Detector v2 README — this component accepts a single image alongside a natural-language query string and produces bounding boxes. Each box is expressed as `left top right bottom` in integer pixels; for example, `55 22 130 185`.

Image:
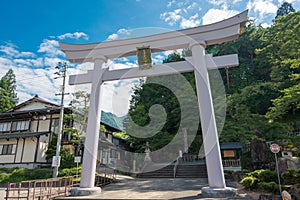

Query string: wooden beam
69 54 238 85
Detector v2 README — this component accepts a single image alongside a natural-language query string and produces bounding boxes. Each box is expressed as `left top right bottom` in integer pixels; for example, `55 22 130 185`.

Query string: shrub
240 176 257 189
258 182 279 194
28 169 52 180
281 169 300 185
59 166 81 177
246 169 277 183
0 173 9 182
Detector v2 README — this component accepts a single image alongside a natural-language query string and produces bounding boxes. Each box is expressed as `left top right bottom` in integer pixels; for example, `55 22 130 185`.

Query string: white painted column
80 57 106 188
190 42 226 188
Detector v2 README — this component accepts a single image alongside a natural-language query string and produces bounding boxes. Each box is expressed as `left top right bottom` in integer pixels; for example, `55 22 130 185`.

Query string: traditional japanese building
0 95 127 169
0 95 69 168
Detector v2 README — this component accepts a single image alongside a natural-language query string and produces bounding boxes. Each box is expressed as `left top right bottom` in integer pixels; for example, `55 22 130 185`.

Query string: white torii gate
60 10 247 195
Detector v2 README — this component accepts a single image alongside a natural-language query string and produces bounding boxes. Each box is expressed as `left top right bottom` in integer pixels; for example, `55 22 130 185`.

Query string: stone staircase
136 163 207 178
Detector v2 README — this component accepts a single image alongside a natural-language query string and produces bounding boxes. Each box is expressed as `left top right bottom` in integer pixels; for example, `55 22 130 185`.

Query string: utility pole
52 61 68 178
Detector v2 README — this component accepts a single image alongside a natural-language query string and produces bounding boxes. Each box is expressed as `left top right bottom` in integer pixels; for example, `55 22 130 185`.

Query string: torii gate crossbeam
60 10 248 196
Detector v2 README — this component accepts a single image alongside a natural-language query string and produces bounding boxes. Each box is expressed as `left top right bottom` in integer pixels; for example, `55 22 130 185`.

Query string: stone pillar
190 42 226 188
80 57 107 189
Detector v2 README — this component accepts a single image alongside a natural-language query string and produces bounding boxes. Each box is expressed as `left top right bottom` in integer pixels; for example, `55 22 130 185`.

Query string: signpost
270 143 282 197
74 156 81 177
52 156 61 167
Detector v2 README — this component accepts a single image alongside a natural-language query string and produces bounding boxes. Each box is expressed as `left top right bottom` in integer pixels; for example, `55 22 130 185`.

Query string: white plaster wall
0 155 14 163
17 102 56 111
22 138 36 162
15 139 24 162
38 120 50 132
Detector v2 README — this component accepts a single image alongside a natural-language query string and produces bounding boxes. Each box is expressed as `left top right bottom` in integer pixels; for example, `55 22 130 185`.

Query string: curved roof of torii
60 10 248 63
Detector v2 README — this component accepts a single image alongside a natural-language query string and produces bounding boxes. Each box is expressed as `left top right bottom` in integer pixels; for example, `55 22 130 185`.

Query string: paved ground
56 175 256 200
0 187 5 200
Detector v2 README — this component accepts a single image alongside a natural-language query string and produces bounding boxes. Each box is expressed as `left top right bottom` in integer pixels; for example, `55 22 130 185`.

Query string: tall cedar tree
0 69 18 112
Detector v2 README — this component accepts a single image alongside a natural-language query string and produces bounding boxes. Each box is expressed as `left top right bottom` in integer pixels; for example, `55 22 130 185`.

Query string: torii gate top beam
60 10 248 62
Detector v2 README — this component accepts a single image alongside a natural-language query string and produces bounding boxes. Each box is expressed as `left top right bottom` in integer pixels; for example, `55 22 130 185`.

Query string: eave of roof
0 131 49 139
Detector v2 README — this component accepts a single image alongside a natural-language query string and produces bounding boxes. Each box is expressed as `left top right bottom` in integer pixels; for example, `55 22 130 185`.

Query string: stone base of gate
70 187 101 196
201 187 237 198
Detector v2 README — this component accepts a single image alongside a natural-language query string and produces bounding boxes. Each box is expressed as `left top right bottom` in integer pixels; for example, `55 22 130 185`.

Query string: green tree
207 22 269 94
126 52 201 153
0 69 18 112
264 11 300 119
276 2 295 18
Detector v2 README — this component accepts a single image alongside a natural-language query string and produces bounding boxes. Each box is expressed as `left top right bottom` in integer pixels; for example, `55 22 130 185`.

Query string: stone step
136 164 207 178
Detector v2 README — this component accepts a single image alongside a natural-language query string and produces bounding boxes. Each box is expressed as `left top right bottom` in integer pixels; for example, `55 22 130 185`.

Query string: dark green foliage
0 168 52 183
276 2 295 18
257 181 278 194
247 169 277 183
0 69 18 112
240 169 278 193
281 169 300 185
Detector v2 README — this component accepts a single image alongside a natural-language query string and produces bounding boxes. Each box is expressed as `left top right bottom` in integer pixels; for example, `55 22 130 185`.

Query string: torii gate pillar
191 41 226 188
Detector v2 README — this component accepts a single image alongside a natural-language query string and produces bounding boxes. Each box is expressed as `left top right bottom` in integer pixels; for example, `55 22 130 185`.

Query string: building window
0 122 11 132
11 121 30 131
1 144 16 155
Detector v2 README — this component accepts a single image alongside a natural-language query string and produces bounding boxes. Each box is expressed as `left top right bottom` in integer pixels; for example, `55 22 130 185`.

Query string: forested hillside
125 4 300 161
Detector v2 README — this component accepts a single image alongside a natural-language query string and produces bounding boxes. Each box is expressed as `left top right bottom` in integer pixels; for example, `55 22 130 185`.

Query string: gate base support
201 187 237 198
70 187 101 196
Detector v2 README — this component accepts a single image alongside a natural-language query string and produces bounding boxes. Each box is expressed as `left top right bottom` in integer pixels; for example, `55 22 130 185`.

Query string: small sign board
52 156 61 167
137 46 152 70
74 156 81 163
270 144 280 154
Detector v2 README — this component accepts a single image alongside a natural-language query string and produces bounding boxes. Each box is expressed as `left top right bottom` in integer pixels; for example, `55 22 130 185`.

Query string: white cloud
38 39 64 57
0 43 35 58
202 8 239 25
102 79 138 116
180 13 201 28
167 0 176 8
261 23 271 28
107 33 119 41
247 0 278 19
57 32 89 40
160 9 183 26
186 2 198 10
107 28 131 41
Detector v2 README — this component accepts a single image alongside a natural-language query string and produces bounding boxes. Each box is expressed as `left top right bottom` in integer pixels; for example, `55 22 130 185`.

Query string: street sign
74 156 81 163
270 143 280 153
52 156 61 167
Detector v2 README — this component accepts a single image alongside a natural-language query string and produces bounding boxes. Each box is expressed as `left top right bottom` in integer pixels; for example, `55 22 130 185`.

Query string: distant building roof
220 143 242 150
6 95 59 112
101 111 125 132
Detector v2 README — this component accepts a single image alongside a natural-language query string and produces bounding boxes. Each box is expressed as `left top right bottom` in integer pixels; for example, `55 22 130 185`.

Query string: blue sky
0 0 299 116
